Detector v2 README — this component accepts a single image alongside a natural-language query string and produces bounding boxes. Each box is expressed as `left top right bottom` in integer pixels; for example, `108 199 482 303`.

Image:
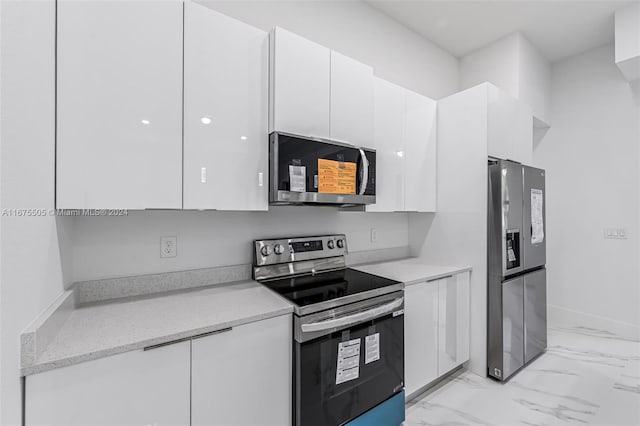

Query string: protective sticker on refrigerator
365 333 380 364
336 338 360 385
531 188 544 244
289 165 306 192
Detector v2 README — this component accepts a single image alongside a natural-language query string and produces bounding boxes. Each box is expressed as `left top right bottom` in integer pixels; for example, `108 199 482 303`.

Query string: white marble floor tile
405 327 640 426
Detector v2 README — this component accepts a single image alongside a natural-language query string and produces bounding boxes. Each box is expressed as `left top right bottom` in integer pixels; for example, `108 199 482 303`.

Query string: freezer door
523 166 546 270
524 269 547 363
500 161 524 277
502 276 524 379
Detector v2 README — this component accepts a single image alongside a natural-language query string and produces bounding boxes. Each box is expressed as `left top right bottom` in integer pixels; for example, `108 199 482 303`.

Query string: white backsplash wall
69 208 408 283
534 44 640 340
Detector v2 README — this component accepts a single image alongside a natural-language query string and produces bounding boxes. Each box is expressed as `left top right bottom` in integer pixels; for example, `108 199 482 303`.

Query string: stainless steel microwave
269 132 376 206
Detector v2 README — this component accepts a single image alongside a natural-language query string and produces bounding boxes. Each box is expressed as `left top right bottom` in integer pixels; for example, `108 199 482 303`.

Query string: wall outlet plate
370 228 378 243
604 228 627 239
160 236 177 258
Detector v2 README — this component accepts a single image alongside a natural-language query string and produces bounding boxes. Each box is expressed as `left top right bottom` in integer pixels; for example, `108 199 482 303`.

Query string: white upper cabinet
191 315 292 426
269 27 330 139
183 2 268 211
26 342 190 426
56 0 183 209
367 77 437 212
330 51 374 148
367 78 405 212
404 91 437 212
487 85 533 165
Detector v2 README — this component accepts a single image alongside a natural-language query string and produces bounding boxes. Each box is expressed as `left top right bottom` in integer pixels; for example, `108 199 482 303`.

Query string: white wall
534 44 640 339
460 32 551 125
615 2 640 63
198 0 459 100
519 35 552 126
0 2 70 425
615 2 640 82
460 33 520 101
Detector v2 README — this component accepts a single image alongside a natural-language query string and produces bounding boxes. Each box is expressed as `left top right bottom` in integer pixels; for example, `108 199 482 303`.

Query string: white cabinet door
366 77 405 212
56 0 183 209
487 85 533 165
438 272 471 375
404 281 439 398
191 315 292 426
183 3 268 211
404 92 437 212
270 27 330 139
330 51 374 148
26 342 190 426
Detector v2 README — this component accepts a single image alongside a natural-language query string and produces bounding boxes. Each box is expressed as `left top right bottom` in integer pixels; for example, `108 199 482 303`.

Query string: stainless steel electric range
253 235 405 426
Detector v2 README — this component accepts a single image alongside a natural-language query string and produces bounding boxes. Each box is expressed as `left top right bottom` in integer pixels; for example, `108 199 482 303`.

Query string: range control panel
254 234 347 266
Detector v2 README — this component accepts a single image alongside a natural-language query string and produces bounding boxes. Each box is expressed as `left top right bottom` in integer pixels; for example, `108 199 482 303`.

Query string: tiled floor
405 326 640 426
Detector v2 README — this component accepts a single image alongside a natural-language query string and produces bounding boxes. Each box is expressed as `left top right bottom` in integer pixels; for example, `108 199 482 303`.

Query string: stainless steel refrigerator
488 159 547 381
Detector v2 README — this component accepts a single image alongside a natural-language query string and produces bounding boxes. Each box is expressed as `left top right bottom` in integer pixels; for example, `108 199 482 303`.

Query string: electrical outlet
370 228 378 243
604 228 627 239
160 236 177 258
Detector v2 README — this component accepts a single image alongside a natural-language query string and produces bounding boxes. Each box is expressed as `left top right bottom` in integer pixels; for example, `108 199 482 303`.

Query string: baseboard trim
548 304 640 342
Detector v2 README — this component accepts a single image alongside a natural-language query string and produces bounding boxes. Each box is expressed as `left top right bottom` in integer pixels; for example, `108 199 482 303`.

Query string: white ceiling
366 0 634 62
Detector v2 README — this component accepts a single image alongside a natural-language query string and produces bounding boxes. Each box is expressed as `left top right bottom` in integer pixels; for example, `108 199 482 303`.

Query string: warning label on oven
318 159 356 195
365 333 380 364
336 338 361 385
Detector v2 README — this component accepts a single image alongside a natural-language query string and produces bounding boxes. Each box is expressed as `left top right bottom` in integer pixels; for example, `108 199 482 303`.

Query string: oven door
270 132 376 205
293 292 404 426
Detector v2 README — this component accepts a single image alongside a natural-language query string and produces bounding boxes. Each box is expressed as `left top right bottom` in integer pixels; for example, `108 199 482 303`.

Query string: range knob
327 240 335 249
274 244 285 255
260 245 272 257
336 239 345 249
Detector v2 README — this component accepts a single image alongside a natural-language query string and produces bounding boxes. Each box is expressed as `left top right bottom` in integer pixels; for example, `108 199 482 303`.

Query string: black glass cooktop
261 268 401 308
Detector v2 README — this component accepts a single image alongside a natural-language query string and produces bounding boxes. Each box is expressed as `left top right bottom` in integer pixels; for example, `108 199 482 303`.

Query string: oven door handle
358 149 369 196
301 297 403 333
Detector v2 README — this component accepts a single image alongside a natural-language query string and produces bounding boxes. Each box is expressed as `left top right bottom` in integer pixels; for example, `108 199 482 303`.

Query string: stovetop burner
253 235 403 315
261 268 401 307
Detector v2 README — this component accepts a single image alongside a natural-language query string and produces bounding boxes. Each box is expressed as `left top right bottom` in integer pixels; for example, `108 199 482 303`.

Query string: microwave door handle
358 149 369 196
300 297 403 333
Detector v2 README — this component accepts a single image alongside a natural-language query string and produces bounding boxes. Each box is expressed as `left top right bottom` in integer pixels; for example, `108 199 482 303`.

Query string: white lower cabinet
438 272 471 375
25 314 292 426
26 341 191 426
191 314 292 426
403 271 470 399
404 281 438 397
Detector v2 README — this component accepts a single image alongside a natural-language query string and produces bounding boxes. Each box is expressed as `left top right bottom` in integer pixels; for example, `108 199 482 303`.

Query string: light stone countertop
22 280 292 376
352 258 472 286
